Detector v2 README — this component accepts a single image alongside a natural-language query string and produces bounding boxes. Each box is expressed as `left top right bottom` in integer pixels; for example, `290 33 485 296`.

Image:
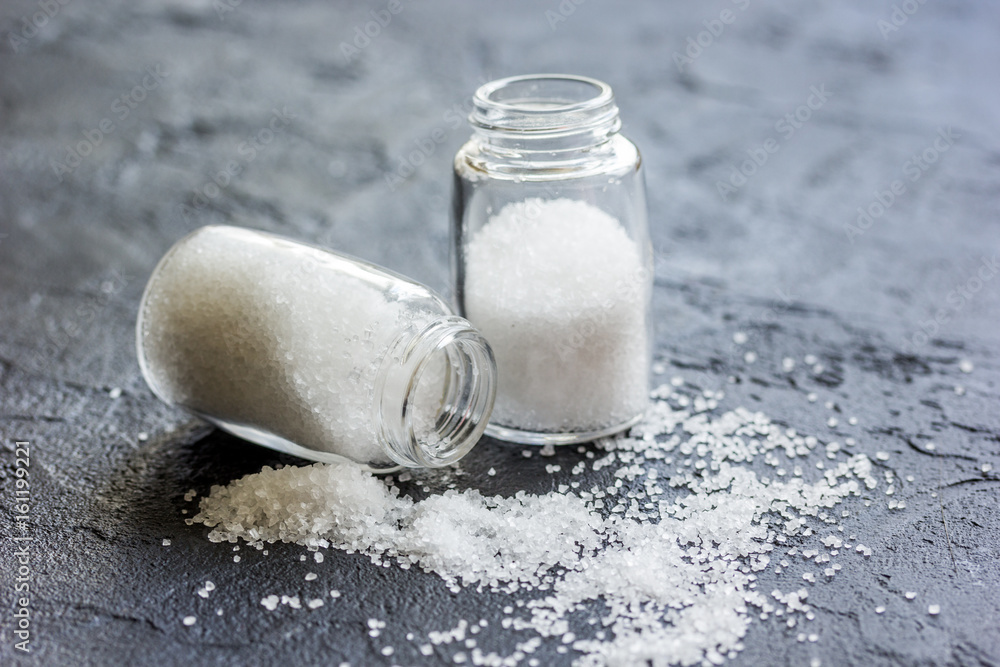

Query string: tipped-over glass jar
137 225 497 472
452 74 652 445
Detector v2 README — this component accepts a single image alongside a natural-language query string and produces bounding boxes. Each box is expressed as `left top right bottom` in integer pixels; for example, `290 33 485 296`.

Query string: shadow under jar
452 74 653 446
137 225 497 472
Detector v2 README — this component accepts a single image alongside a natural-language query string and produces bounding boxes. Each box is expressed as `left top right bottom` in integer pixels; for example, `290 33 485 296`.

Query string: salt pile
463 198 650 435
193 380 881 666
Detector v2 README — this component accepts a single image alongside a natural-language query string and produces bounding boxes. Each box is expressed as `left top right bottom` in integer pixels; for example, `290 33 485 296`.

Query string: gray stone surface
1 0 998 665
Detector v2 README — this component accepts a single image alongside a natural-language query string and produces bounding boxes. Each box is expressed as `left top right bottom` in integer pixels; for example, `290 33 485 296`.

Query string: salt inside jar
136 225 497 471
452 74 653 444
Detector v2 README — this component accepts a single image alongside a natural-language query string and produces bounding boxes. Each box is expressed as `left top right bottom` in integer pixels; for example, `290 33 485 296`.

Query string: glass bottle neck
468 74 622 156
374 316 496 469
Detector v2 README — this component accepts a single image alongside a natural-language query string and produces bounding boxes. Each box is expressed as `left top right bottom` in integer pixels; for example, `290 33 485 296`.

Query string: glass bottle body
452 74 652 445
137 225 496 471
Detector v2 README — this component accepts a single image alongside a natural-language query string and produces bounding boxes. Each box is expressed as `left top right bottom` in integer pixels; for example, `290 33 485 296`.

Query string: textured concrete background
0 0 998 665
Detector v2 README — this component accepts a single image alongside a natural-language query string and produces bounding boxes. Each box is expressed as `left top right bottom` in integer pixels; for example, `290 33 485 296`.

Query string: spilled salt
193 382 882 665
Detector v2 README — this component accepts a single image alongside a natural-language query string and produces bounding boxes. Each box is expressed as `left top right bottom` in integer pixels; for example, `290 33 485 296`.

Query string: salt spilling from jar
136 225 497 471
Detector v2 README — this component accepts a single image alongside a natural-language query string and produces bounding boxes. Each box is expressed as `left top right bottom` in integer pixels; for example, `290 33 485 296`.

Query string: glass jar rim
374 316 496 468
470 73 621 141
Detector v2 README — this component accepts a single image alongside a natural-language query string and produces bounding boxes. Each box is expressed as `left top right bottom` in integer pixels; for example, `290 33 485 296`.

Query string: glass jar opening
470 74 621 145
376 317 497 468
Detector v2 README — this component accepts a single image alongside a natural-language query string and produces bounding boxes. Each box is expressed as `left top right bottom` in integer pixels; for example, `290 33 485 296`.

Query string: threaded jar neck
374 316 496 468
469 74 621 153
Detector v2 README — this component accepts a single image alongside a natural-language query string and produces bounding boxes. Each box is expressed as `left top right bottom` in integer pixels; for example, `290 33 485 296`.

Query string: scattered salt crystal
875 606 885 614
307 599 324 609
138 432 149 441
954 386 965 396
162 539 171 546
983 463 993 473
928 604 940 615
807 393 818 403
926 443 936 451
905 591 917 600
314 552 324 563
108 387 122 399
233 555 240 563
782 357 796 372
330 590 341 598
305 573 318 581
380 647 393 656
744 351 758 364
733 332 748 344
875 451 890 461
958 359 974 373
540 445 556 457
261 595 279 610
804 355 818 365
827 417 838 428
182 616 196 626
487 468 497 477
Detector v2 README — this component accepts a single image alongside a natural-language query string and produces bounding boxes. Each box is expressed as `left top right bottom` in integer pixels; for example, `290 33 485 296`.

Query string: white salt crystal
782 357 796 372
261 595 279 610
744 351 758 364
905 591 917 600
182 616 196 626
733 332 748 344
138 432 149 441
875 606 885 614
308 599 324 609
928 604 940 615
958 359 973 373
108 387 122 399
305 572 318 581
463 198 649 437
875 451 890 461
162 539 171 546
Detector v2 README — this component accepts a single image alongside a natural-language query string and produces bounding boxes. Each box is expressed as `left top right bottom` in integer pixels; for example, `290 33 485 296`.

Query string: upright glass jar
452 74 652 445
137 225 497 472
